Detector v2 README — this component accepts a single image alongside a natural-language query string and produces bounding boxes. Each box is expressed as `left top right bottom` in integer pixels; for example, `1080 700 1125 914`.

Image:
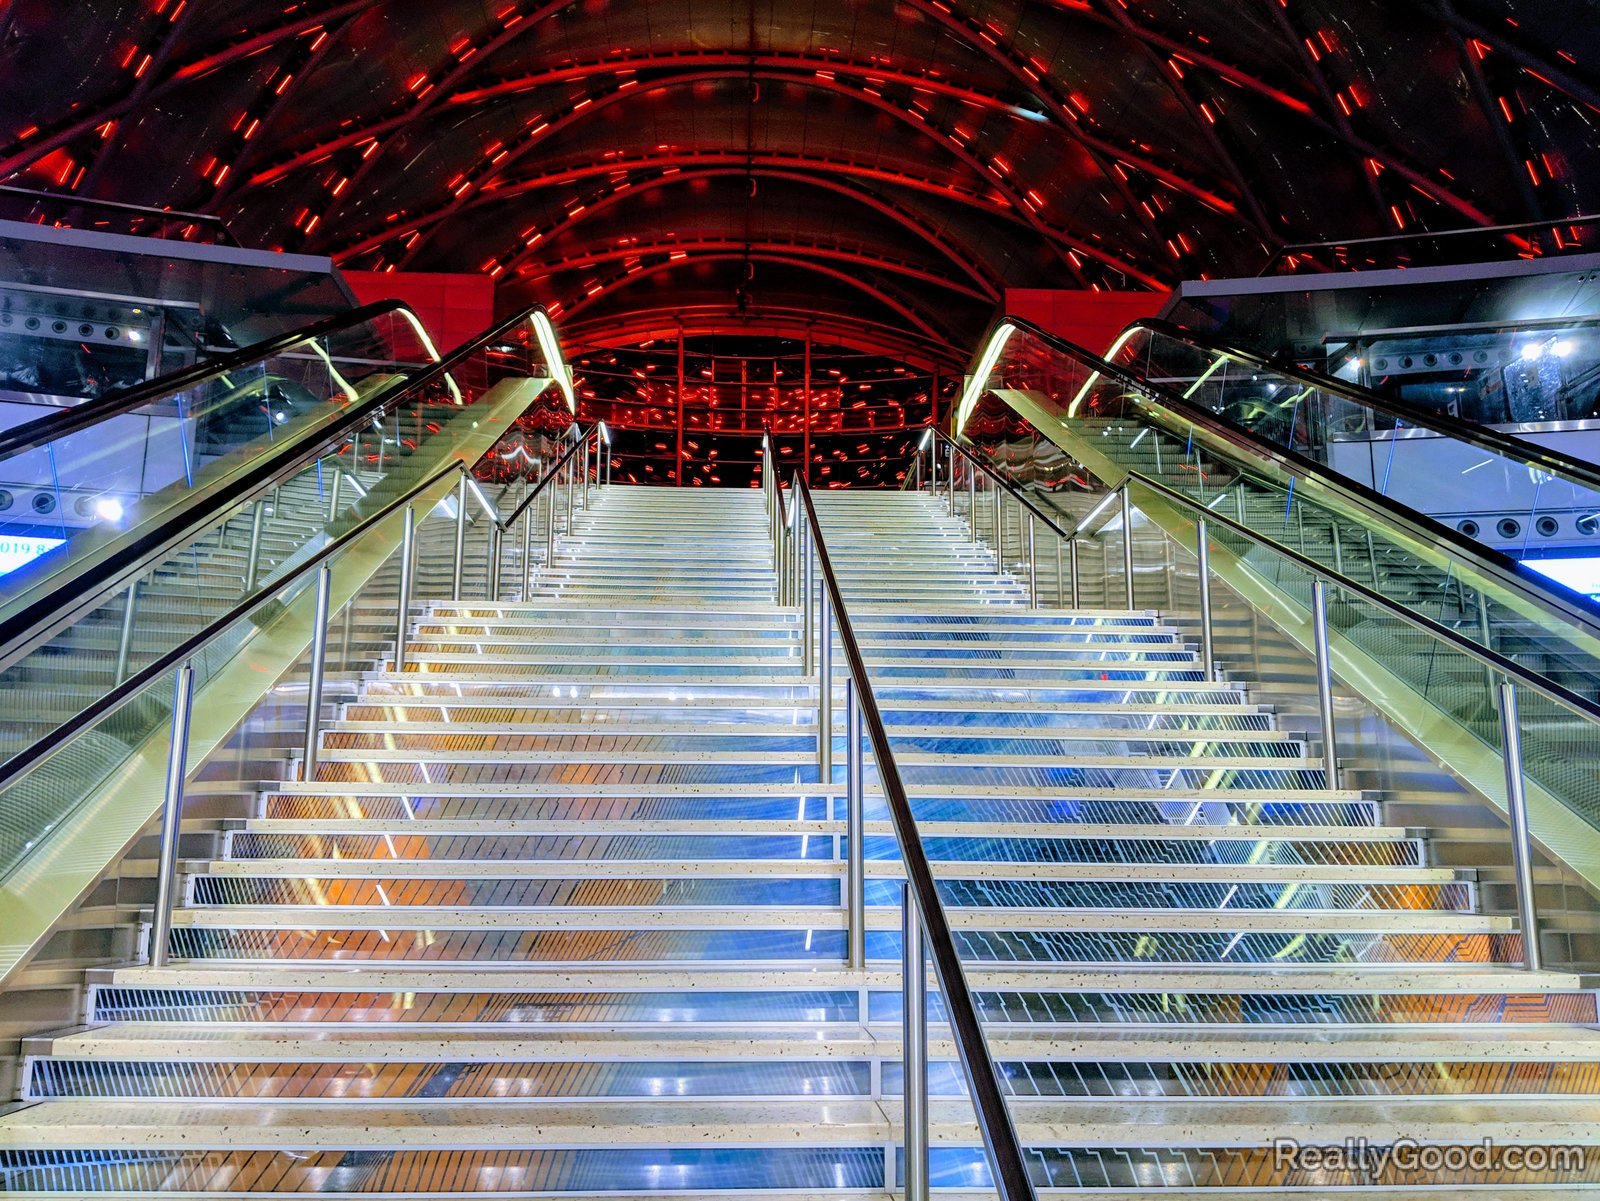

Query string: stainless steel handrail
764 446 1036 1201
0 184 239 243
1130 468 1600 731
1256 213 1600 275
136 436 579 965
1119 316 1600 499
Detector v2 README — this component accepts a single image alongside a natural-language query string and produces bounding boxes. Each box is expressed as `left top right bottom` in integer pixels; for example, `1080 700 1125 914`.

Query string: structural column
676 325 686 487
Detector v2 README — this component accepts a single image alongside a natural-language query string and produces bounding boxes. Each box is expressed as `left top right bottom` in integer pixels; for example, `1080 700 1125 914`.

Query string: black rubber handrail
0 305 562 675
0 299 422 463
1121 316 1600 496
788 468 1036 1201
971 315 1600 642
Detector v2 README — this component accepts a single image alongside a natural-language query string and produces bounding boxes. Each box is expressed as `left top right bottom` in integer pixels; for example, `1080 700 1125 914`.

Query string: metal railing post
487 525 503 601
565 454 576 532
547 467 558 570
520 506 534 600
846 676 865 971
327 467 343 522
902 882 929 1201
947 447 956 515
1498 682 1543 971
992 481 1003 573
115 579 141 685
582 438 591 508
803 528 815 676
1025 512 1038 607
967 465 977 542
149 661 195 969
1196 518 1216 680
819 592 834 784
1054 536 1064 608
1120 486 1136 608
451 470 468 601
394 506 416 673
245 501 265 592
1069 538 1081 607
301 564 332 781
1311 578 1339 789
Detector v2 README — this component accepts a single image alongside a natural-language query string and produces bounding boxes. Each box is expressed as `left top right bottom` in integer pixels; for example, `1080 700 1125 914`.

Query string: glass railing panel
1107 323 1600 561
0 311 571 814
0 307 435 555
0 400 575 889
960 321 1600 705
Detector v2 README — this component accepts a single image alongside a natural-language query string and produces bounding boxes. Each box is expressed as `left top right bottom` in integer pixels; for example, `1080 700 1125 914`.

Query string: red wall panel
341 270 496 355
1005 289 1167 357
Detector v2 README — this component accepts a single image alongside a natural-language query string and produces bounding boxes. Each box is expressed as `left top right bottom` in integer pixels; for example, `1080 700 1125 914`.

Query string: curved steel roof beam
340 70 1164 286
333 151 1045 264
454 167 1003 301
895 0 1255 247
277 0 579 237
1082 0 1279 242
1031 0 1502 228
511 237 993 302
0 0 372 180
237 49 1032 195
549 251 955 343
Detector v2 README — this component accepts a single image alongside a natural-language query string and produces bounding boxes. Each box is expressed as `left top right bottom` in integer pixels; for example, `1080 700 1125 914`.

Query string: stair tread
5 1096 1600 1147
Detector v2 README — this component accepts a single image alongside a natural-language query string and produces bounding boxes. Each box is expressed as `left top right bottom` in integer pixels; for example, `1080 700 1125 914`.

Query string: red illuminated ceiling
1 0 1596 363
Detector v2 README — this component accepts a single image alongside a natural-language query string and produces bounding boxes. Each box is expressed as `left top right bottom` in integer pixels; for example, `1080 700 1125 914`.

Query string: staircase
3 483 1600 1195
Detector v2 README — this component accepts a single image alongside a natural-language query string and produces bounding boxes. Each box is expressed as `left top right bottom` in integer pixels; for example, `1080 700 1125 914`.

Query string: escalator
0 299 578 986
953 314 1600 916
1104 317 1600 561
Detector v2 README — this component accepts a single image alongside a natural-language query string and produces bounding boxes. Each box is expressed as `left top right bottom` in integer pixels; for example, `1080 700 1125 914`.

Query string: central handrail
766 439 1036 1201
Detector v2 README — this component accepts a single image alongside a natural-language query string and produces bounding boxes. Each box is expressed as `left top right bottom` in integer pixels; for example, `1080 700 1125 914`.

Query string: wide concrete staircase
3 483 1599 1195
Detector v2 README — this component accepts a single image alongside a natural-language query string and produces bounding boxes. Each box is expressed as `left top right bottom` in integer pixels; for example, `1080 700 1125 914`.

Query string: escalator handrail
0 304 566 676
965 314 1600 643
788 468 1037 1201
1129 467 1600 729
1120 316 1600 497
0 299 426 464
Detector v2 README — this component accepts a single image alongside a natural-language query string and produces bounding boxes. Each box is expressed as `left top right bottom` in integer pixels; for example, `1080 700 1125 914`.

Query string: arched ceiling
2 0 1597 363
